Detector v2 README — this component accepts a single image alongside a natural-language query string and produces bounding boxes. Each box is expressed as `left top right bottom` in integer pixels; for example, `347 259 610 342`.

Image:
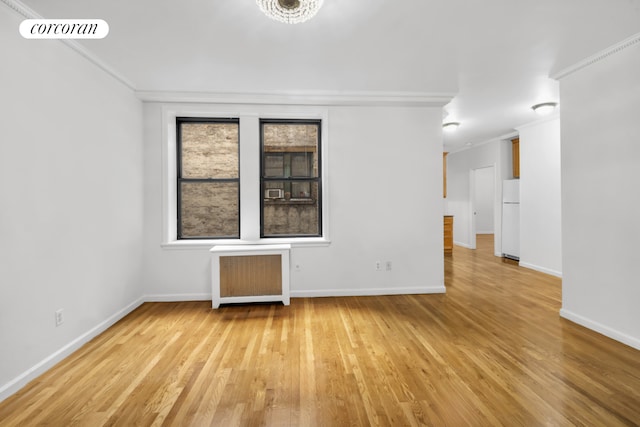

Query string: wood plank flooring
1 235 639 426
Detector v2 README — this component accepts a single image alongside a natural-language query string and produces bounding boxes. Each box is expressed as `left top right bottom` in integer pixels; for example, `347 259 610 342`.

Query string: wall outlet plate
55 309 64 326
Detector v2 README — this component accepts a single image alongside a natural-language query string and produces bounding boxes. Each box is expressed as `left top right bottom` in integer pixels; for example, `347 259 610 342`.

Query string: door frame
469 164 497 251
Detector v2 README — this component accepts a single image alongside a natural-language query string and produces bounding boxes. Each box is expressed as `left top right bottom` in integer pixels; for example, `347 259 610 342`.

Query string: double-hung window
260 119 322 237
176 117 240 239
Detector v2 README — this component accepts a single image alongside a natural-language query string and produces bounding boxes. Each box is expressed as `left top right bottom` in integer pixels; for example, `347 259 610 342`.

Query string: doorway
470 165 496 252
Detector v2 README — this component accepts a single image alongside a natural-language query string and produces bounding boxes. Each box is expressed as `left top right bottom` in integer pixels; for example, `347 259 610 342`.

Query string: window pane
263 181 319 236
291 153 313 177
181 122 238 179
264 154 284 178
262 123 318 178
291 182 311 199
180 182 239 238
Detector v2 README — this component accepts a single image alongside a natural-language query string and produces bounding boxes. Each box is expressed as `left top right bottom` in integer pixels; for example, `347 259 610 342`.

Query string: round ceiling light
256 0 324 24
443 122 460 132
531 102 558 116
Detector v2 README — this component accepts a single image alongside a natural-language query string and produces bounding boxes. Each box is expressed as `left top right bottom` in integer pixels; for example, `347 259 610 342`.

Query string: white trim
59 38 135 90
137 90 454 107
291 285 446 298
1 0 135 90
447 130 519 155
144 293 211 302
552 32 640 80
560 308 640 351
1 0 39 18
454 241 473 249
142 288 446 301
0 297 144 403
160 238 331 250
515 112 560 132
518 261 562 278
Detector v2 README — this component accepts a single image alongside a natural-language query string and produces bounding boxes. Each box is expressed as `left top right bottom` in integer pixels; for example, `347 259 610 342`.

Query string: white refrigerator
501 179 520 260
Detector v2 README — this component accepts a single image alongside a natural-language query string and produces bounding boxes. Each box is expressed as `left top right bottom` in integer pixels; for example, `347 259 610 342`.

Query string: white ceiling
18 0 640 151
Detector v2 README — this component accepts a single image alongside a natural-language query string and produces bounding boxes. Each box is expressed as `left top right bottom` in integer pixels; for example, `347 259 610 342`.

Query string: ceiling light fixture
531 102 558 116
443 122 460 132
256 0 324 24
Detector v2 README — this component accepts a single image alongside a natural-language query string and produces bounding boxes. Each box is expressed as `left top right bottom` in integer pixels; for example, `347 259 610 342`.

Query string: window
164 107 328 247
176 118 239 239
260 119 322 237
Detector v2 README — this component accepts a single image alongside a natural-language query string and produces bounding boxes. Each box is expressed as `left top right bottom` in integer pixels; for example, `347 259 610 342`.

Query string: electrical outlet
386 261 392 271
55 309 64 326
375 261 382 271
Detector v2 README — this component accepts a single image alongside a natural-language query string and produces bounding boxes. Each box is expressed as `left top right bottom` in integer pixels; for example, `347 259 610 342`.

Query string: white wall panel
559 41 640 349
0 5 144 399
142 104 446 298
517 117 562 277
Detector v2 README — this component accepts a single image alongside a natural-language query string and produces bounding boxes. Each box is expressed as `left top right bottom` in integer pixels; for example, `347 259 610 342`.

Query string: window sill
161 237 331 250
264 198 315 205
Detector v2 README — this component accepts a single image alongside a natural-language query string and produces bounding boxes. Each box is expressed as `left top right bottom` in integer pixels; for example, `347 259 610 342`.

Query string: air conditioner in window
265 188 284 199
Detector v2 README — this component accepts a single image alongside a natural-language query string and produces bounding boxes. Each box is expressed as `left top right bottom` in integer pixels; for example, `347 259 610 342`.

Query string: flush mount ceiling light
256 0 324 24
443 122 460 132
531 102 558 116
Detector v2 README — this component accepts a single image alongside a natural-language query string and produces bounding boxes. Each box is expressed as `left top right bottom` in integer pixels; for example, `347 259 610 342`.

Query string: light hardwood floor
1 235 639 426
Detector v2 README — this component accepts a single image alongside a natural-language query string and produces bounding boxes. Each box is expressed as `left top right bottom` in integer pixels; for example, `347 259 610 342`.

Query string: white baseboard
144 293 211 302
454 241 473 249
518 261 562 278
291 285 446 298
0 297 144 403
144 287 448 301
560 308 640 351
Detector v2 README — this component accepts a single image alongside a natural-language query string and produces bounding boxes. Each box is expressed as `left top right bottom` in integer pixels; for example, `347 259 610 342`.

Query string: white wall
559 40 640 350
142 103 446 298
446 140 508 254
0 5 144 400
517 117 562 277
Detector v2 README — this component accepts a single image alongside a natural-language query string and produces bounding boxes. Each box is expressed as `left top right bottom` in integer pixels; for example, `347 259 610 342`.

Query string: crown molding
1 0 136 91
135 90 455 107
1 0 39 18
515 111 560 132
552 32 640 80
445 128 524 155
449 113 558 154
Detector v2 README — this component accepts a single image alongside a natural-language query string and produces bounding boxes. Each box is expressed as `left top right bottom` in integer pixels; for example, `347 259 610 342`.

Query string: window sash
176 117 240 239
259 119 322 238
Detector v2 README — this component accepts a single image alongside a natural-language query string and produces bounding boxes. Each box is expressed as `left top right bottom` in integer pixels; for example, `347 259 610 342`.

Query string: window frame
176 117 241 240
161 105 330 249
259 118 323 238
